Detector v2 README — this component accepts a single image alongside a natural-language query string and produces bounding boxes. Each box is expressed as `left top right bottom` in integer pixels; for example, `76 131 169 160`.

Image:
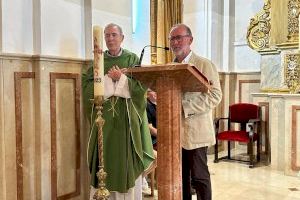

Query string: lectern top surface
126 63 211 93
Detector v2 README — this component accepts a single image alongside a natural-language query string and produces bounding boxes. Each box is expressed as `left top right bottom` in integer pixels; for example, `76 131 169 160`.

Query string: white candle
93 26 104 96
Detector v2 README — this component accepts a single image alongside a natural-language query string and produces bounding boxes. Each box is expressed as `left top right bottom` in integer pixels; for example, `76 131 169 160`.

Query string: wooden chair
214 103 261 168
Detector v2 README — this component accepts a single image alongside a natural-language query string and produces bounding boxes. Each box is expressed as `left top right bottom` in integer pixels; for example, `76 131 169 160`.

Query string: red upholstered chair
214 103 261 168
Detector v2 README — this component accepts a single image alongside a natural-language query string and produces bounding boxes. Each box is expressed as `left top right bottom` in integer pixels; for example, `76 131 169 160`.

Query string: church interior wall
183 1 208 60
0 0 266 199
2 0 34 54
40 0 85 58
92 0 151 64
234 0 262 72
0 59 3 200
183 0 262 72
0 54 90 199
0 0 264 72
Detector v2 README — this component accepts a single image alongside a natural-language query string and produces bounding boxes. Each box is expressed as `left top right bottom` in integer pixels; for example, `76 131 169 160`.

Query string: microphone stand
137 45 169 66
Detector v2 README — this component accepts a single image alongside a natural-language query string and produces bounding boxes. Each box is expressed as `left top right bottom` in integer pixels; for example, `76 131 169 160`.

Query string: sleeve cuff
114 74 131 98
104 75 115 99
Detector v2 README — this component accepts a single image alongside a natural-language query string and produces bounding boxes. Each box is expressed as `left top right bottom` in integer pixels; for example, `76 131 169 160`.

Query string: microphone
137 45 170 66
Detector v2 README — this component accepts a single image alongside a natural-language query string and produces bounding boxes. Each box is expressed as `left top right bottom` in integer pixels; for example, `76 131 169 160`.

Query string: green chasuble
82 49 154 193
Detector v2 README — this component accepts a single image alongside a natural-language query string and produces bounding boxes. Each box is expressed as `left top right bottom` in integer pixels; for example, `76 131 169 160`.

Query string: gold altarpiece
249 0 300 177
247 0 300 93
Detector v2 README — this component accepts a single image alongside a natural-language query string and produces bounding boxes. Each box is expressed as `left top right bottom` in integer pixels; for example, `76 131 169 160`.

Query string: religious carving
287 0 300 41
247 0 271 51
284 53 300 93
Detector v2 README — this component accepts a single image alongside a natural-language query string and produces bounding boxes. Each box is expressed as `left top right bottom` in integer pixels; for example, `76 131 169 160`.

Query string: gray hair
104 23 124 35
170 23 193 37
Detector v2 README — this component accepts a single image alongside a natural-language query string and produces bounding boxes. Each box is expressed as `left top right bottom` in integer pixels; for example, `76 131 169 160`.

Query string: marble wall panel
0 54 89 200
260 54 283 90
33 58 87 200
270 97 286 171
227 72 261 103
50 73 81 199
253 93 300 176
291 106 300 171
258 102 270 161
0 56 34 200
15 72 36 200
0 58 4 200
238 80 260 103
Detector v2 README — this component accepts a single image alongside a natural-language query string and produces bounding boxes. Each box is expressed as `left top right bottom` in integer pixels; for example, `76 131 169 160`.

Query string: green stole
82 49 154 193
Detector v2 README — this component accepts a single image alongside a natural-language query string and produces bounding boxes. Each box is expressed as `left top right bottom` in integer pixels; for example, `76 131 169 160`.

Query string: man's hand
108 66 127 81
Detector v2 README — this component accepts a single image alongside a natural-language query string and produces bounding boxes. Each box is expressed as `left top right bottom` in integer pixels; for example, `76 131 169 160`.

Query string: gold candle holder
93 95 110 200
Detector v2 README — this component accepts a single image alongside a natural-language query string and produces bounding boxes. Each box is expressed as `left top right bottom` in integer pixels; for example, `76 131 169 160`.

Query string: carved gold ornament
287 0 300 41
284 54 300 93
247 0 271 51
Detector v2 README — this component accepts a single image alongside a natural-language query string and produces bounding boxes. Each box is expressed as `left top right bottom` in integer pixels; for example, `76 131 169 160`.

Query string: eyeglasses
168 35 190 42
105 33 121 38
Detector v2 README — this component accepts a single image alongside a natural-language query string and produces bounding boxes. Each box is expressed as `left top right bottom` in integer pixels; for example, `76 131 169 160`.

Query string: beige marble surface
252 93 300 176
143 153 300 200
0 54 90 200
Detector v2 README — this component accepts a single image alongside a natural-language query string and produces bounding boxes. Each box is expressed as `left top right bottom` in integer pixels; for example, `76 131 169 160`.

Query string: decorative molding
218 79 226 131
32 55 88 64
260 88 290 93
258 102 270 160
50 73 81 200
0 53 33 61
219 71 261 75
233 41 248 47
0 53 88 64
220 79 225 117
246 0 271 51
14 72 35 200
238 80 260 102
291 105 300 171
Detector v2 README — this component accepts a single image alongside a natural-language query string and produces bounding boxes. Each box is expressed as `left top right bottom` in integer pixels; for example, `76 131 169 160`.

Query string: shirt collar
182 51 192 63
105 48 123 57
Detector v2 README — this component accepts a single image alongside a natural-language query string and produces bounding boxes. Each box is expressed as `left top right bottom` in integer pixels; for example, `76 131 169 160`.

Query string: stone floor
143 153 300 200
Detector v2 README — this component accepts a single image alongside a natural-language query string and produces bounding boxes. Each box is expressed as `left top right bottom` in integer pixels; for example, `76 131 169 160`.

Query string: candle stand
93 95 110 200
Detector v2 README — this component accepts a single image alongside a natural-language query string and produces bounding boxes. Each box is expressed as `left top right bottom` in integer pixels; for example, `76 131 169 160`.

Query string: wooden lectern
127 63 211 200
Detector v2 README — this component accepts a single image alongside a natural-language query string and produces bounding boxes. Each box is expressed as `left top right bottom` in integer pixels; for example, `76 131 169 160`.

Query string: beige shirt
181 52 222 150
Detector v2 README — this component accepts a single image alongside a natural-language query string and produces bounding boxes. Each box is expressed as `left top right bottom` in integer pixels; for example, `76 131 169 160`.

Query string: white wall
234 0 263 72
183 0 263 72
2 0 86 58
41 0 85 58
183 0 225 71
183 1 208 58
2 0 33 54
0 0 264 71
92 0 150 64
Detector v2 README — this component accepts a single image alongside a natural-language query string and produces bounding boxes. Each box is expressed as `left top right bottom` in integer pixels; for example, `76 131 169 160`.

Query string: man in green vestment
82 23 154 200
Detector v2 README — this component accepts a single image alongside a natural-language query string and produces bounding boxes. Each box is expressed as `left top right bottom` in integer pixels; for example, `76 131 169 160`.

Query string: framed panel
50 73 81 200
14 72 35 200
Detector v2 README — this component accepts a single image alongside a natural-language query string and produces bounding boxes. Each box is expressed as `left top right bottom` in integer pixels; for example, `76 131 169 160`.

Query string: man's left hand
108 66 127 81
